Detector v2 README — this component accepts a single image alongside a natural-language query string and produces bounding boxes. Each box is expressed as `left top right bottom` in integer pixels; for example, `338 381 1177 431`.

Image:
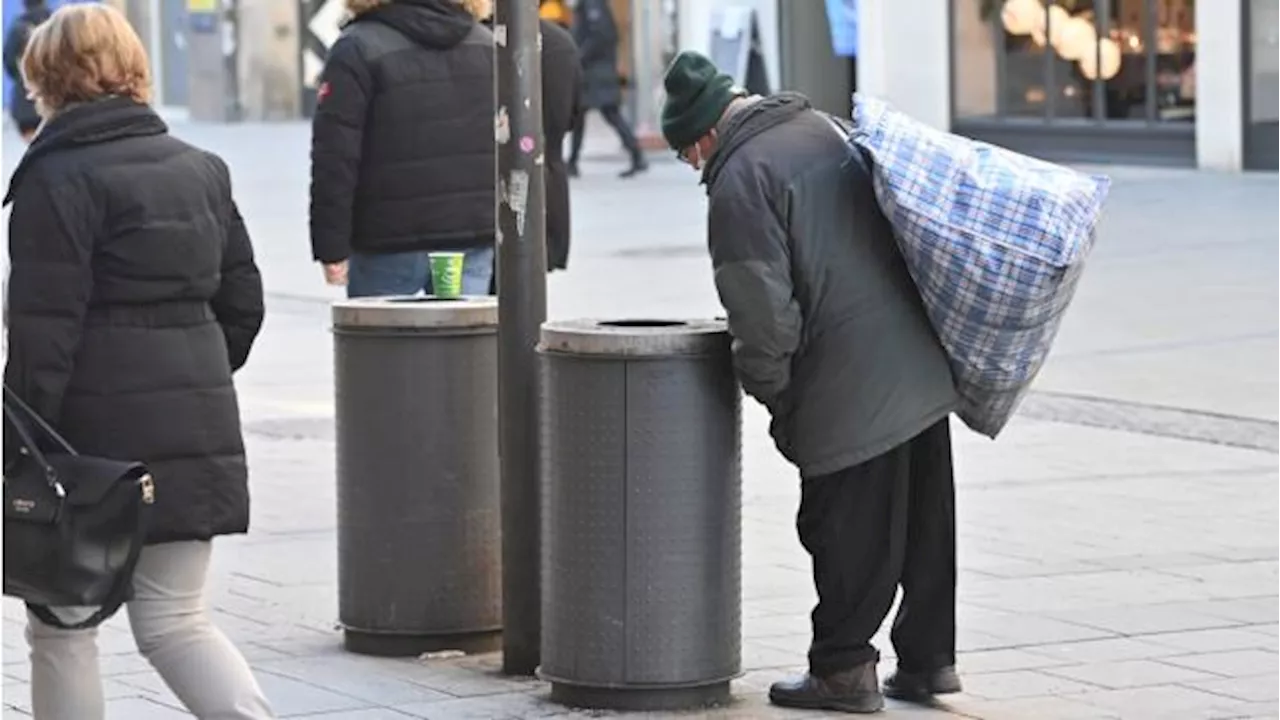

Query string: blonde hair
346 0 493 21
21 4 152 113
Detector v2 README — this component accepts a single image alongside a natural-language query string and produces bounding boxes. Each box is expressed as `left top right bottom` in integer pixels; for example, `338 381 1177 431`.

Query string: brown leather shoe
768 662 884 714
883 665 963 703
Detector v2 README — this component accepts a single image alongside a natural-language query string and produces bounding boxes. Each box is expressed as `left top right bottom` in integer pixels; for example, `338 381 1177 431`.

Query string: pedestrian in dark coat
662 51 962 714
3 0 51 141
310 0 496 297
483 15 581 291
4 6 273 717
567 0 647 178
5 58 264 551
540 17 582 271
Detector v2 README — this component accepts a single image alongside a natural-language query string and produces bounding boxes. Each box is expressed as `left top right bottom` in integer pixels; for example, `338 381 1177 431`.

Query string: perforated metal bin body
331 297 501 657
539 319 743 711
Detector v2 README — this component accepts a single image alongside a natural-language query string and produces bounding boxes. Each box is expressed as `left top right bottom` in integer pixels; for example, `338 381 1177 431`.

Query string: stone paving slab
4 410 1274 719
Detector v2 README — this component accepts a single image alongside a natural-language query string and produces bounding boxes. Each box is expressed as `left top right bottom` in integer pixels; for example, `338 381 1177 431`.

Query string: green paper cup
428 252 465 299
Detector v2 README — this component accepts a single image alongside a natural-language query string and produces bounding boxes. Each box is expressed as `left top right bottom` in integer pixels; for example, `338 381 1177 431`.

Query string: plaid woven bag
847 95 1111 438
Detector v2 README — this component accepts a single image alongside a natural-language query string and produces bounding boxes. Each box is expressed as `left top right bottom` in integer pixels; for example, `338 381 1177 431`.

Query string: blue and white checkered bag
847 95 1111 438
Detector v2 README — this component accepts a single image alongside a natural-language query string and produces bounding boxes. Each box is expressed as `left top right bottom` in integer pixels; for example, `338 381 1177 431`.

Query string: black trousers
568 104 641 165
798 418 957 677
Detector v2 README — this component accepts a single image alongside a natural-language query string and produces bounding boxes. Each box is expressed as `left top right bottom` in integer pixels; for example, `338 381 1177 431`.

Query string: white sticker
507 170 530 237
495 106 510 144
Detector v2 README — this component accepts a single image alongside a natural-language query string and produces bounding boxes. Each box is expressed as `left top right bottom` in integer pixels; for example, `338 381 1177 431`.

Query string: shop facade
872 0 1276 170
676 0 1276 171
951 0 1199 165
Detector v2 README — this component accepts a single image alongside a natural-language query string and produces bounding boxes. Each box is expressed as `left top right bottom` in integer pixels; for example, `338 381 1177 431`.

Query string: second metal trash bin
332 297 501 657
539 319 743 711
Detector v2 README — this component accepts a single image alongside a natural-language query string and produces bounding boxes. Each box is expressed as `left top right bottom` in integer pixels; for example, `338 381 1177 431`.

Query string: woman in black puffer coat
4 6 274 718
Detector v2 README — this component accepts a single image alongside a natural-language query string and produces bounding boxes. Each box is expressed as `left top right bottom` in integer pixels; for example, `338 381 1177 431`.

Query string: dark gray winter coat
572 0 622 109
540 18 581 270
702 93 957 477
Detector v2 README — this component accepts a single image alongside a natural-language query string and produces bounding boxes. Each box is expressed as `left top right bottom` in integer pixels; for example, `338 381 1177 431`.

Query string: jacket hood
4 96 167 205
702 92 812 189
358 0 475 50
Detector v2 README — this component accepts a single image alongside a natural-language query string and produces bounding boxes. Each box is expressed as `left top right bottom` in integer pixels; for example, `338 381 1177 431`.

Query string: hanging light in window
1054 15 1097 61
1001 0 1044 36
1078 37 1123 81
1046 4 1070 48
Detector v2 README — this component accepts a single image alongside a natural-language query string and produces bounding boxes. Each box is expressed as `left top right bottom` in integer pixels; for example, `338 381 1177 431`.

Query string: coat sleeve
309 37 373 264
707 188 803 414
2 169 97 431
211 198 265 372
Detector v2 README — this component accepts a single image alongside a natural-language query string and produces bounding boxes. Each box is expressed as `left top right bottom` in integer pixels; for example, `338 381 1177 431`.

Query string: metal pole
494 0 547 677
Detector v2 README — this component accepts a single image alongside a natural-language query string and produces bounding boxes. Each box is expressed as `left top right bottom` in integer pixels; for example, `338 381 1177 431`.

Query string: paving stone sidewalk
4 364 1275 719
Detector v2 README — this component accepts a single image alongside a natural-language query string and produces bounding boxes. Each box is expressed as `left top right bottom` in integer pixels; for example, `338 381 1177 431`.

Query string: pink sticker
519 135 535 153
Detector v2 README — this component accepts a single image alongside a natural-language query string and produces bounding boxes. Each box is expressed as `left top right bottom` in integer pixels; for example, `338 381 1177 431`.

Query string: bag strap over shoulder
821 111 854 139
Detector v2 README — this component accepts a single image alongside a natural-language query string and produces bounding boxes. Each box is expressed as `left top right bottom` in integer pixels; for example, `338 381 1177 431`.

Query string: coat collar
702 92 812 189
5 97 168 206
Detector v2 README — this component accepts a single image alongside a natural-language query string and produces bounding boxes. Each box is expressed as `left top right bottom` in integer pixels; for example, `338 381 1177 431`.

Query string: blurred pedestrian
661 51 962 714
540 17 582 272
3 5 272 719
480 10 580 290
3 0 51 142
567 0 647 179
309 0 495 297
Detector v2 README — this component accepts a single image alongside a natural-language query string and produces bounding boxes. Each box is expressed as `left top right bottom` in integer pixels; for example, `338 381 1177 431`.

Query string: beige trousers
25 540 275 719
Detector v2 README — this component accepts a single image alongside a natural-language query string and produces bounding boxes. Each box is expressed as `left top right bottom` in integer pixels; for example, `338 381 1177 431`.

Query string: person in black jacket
567 0 648 179
310 0 495 297
481 14 580 292
540 17 582 272
662 52 961 714
3 0 50 142
4 6 273 718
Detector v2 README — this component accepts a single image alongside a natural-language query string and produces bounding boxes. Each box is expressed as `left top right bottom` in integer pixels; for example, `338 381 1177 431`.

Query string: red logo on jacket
317 81 332 103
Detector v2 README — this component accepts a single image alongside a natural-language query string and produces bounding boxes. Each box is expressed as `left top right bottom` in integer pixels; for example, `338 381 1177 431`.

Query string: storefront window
952 0 1196 124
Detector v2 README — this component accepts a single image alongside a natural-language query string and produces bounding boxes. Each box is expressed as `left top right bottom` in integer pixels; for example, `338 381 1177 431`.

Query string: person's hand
323 260 348 286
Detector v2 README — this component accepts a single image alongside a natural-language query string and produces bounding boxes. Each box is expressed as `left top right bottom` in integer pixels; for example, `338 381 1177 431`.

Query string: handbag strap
2 399 64 496
26 480 153 631
2 384 77 455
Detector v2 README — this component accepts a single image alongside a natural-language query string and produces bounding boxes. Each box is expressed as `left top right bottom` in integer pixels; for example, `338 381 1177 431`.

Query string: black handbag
2 384 155 630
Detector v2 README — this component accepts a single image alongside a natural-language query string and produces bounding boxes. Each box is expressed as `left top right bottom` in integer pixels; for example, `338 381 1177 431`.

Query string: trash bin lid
332 296 499 329
539 319 729 357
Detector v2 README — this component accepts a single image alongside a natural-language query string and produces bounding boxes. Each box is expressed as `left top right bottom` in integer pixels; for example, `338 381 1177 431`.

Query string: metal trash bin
331 297 502 657
538 319 742 711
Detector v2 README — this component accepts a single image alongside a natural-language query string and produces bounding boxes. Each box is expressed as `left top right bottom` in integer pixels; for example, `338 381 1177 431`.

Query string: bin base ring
549 680 731 712
342 627 501 658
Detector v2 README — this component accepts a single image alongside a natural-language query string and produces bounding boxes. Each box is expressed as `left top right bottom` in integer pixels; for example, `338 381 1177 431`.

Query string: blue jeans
346 247 495 299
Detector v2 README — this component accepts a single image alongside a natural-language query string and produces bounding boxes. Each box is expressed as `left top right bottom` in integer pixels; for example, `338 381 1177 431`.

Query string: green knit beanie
661 51 739 151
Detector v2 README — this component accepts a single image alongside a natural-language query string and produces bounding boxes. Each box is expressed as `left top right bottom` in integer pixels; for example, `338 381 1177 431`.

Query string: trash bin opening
597 320 688 328
387 296 466 303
